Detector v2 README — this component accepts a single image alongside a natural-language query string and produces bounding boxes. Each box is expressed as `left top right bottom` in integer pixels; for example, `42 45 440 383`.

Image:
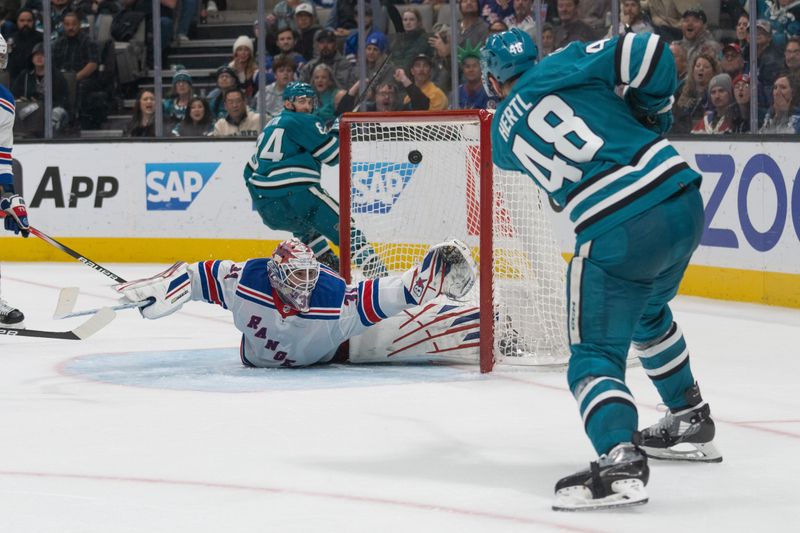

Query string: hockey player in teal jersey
482 29 721 510
244 81 385 276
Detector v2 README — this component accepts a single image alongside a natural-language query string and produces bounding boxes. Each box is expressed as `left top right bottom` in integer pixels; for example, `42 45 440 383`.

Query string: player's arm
0 103 29 238
291 115 339 166
115 260 241 319
613 32 677 133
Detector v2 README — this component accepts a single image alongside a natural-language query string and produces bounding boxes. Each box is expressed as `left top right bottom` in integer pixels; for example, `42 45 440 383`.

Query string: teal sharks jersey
244 110 339 193
491 33 701 244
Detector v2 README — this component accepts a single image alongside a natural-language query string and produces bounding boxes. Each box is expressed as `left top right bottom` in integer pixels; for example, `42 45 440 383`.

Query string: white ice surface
0 262 798 533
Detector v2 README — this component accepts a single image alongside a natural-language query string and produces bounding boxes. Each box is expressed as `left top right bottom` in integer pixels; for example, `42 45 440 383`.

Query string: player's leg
303 186 387 277
631 186 722 462
0 265 24 328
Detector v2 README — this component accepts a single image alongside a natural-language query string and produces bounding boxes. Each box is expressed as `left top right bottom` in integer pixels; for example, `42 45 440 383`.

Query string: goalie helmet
0 34 7 70
267 238 320 312
481 28 537 99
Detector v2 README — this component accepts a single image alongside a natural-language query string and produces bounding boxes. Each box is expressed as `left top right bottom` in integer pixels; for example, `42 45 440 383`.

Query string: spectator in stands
229 35 257 99
753 20 785 96
310 63 344 126
673 52 719 133
455 0 489 48
7 8 40 82
763 0 800 50
171 96 215 136
174 0 197 43
607 0 653 37
721 43 745 81
362 31 394 87
488 20 510 34
504 0 536 40
125 89 156 137
760 73 800 133
395 54 448 111
540 22 555 55
553 0 596 48
122 0 176 67
691 73 736 134
293 2 319 61
679 7 720 66
212 87 261 136
207 65 239 119
52 11 105 130
785 36 800 76
732 73 755 133
344 3 377 62
49 0 73 36
578 0 611 34
370 81 400 112
391 8 431 75
257 28 306 87
259 55 296 116
11 42 69 137
163 69 194 125
735 12 749 49
647 0 692 41
428 25 453 93
457 43 488 109
671 41 689 88
300 29 356 89
483 0 514 24
268 0 313 33
327 0 401 38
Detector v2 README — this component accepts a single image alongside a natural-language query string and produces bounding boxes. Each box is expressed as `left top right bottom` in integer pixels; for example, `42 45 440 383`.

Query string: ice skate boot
0 299 24 328
634 383 722 463
553 443 649 511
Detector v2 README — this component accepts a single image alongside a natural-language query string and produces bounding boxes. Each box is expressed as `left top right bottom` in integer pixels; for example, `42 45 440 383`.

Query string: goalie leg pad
114 262 192 320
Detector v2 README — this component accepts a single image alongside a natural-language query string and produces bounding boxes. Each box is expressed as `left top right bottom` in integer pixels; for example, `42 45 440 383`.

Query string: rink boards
2 137 799 308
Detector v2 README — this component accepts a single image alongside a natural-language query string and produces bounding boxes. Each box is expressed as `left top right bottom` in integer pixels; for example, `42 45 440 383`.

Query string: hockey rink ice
0 262 797 533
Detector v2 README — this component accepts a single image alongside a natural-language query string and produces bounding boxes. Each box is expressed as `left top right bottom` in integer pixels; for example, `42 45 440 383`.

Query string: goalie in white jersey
115 238 477 368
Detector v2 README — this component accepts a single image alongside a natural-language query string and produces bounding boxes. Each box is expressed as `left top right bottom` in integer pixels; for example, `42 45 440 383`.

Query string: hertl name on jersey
498 94 533 142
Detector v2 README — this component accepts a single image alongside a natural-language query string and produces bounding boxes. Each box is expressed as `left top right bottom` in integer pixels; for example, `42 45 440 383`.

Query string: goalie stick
0 307 115 340
0 213 127 283
53 287 150 320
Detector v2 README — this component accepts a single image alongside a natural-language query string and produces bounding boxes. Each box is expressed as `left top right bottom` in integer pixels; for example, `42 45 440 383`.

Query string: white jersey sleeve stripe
630 34 662 88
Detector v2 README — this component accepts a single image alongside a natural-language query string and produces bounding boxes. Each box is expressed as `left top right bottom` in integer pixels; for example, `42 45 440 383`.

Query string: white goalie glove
114 262 192 320
401 239 477 305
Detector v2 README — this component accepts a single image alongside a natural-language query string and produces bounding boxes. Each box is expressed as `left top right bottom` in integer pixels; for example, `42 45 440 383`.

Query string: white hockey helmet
267 238 320 312
0 34 7 70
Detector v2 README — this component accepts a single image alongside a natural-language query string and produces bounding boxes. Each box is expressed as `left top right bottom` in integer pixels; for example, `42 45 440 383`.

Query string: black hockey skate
634 383 722 463
0 299 25 328
553 443 649 511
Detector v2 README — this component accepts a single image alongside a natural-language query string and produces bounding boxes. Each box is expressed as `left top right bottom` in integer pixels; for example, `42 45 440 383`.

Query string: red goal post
338 110 568 372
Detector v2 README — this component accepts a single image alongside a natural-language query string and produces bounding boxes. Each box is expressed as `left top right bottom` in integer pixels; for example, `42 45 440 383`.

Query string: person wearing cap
334 33 394 113
228 35 257 99
731 73 757 133
293 3 320 61
457 43 489 109
206 65 240 119
647 0 697 40
679 7 720 66
11 41 70 136
759 72 800 134
753 19 784 93
394 54 448 111
268 0 315 34
299 28 356 90
691 73 736 135
163 69 195 125
720 43 744 80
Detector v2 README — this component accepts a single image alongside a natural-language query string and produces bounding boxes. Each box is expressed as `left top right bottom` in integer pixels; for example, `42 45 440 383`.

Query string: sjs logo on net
351 162 418 214
146 163 221 210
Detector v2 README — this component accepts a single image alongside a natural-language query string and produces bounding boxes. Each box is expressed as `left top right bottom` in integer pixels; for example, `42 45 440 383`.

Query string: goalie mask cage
339 110 569 372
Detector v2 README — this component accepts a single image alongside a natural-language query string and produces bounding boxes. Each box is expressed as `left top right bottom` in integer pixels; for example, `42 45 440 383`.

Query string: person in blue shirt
482 28 722 511
457 43 489 109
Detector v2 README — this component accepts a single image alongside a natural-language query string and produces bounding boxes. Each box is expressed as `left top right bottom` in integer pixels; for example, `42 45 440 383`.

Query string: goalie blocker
115 238 480 367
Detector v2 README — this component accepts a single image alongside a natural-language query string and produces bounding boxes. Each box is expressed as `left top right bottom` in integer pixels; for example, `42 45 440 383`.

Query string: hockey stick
53 287 150 320
0 213 128 283
350 53 392 112
0 307 115 340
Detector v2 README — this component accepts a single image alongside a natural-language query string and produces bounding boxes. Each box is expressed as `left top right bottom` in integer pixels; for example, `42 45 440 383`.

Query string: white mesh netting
343 116 569 368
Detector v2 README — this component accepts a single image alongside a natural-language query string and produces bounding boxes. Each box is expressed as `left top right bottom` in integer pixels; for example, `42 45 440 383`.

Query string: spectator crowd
1 0 800 137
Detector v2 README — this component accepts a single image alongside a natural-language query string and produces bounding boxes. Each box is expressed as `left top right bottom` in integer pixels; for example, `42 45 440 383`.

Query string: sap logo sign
146 163 220 210
351 162 418 214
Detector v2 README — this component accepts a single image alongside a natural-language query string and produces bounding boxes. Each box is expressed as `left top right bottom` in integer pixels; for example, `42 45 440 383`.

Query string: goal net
339 110 569 372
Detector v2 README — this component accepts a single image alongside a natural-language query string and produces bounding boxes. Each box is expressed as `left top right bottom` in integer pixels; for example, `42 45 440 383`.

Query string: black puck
408 150 423 164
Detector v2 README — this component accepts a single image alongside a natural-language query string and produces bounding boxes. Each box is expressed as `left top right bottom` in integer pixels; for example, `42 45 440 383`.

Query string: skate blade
641 440 723 463
552 479 648 511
